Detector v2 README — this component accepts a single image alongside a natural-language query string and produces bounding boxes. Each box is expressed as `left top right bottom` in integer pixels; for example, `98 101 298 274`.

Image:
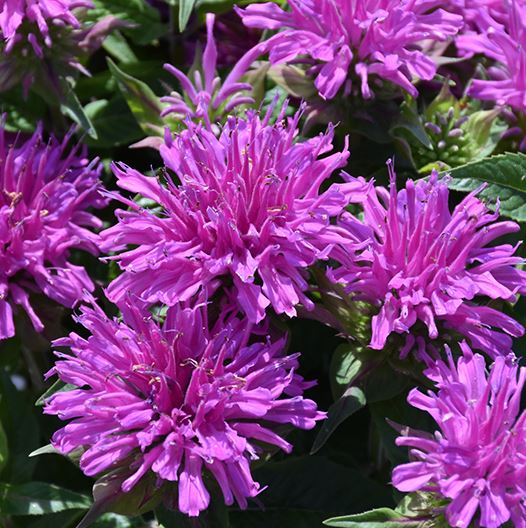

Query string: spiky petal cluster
161 14 264 130
0 0 92 53
0 124 105 340
392 344 526 528
236 0 462 100
0 0 120 93
101 106 368 323
329 163 526 359
44 299 324 517
448 0 524 26
457 2 526 113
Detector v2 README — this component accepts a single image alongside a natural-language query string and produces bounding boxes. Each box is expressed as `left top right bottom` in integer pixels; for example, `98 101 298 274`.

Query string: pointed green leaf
35 379 76 407
0 420 7 474
179 0 197 32
329 344 364 400
311 386 366 454
29 444 59 458
324 508 429 527
107 58 164 137
0 482 91 515
60 88 98 139
445 152 526 222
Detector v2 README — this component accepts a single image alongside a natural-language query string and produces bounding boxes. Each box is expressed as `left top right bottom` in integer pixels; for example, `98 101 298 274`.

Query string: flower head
44 298 324 517
102 105 368 323
0 0 92 52
0 0 120 93
236 0 462 100
161 13 265 131
457 2 526 113
392 344 526 528
329 162 526 359
0 123 105 340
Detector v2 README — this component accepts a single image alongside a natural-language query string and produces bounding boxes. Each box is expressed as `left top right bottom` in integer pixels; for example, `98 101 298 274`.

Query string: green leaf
329 344 364 400
91 513 146 528
102 31 138 64
267 64 317 99
179 0 197 31
363 361 408 404
84 97 144 148
324 508 429 527
23 510 84 528
107 58 164 137
60 88 98 139
0 482 91 515
0 420 7 474
445 152 526 222
311 386 366 454
462 108 505 159
369 393 435 466
230 456 392 528
0 372 39 483
35 379 76 407
390 99 432 150
29 444 59 458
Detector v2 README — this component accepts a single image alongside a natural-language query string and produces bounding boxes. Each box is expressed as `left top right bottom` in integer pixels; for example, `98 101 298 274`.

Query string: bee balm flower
0 123 105 340
393 344 526 528
102 105 369 323
44 299 324 516
330 162 526 359
236 0 462 100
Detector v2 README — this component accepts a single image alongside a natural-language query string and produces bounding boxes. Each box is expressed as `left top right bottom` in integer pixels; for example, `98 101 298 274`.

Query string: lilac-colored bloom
457 3 526 114
448 0 522 25
329 162 526 359
161 13 268 131
101 105 369 323
44 299 324 517
0 123 105 340
162 14 254 129
392 343 526 528
236 0 462 100
0 0 121 93
0 0 92 53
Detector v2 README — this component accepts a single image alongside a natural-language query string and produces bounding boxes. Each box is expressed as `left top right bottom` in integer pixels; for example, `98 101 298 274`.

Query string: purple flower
161 14 254 130
236 0 462 100
0 123 105 340
329 162 526 359
44 298 324 517
101 105 369 323
457 3 526 114
161 13 269 131
0 0 92 53
0 0 121 93
392 343 526 528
